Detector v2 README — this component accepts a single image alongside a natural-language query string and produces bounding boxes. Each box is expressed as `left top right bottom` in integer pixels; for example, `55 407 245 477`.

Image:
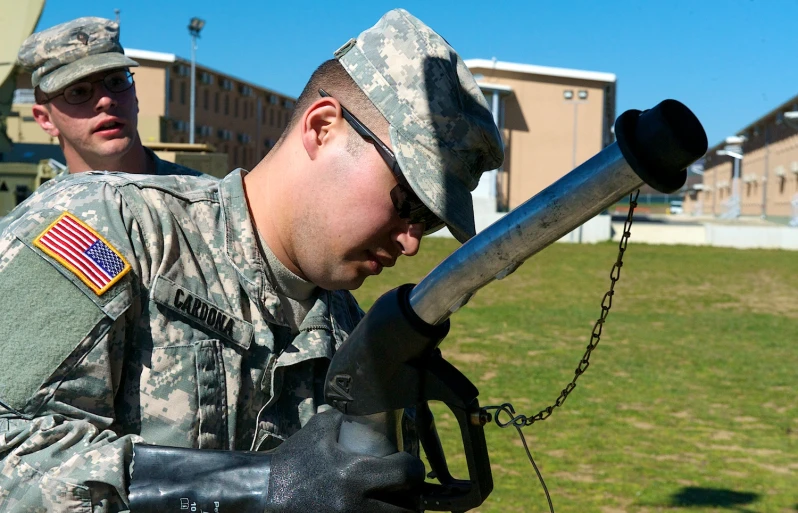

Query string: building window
168 81 173 102
180 82 186 105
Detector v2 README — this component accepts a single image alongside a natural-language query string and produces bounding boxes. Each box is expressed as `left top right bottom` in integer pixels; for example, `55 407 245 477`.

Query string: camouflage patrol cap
17 17 138 94
335 9 504 243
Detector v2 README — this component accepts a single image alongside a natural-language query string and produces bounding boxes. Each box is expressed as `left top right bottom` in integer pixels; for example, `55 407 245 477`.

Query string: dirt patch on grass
627 450 702 464
447 352 488 364
616 403 651 412
733 416 760 423
479 371 497 382
720 468 749 478
620 417 656 430
489 463 521 477
552 470 595 483
709 430 736 441
696 444 782 457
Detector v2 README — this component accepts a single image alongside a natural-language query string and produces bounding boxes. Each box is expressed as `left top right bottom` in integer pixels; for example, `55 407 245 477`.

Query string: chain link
483 190 640 429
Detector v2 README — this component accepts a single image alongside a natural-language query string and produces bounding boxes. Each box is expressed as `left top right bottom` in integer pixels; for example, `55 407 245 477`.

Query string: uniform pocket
0 459 92 512
140 339 228 449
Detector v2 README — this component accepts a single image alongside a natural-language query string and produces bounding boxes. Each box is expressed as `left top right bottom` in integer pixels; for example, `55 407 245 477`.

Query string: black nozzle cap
615 99 708 194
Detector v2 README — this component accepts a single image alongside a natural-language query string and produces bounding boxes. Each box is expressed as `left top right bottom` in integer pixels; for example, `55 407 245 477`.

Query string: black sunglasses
319 89 444 234
41 70 135 105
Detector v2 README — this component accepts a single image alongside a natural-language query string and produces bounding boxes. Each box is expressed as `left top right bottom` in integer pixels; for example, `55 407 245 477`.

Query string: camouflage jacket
0 170 364 512
0 148 202 234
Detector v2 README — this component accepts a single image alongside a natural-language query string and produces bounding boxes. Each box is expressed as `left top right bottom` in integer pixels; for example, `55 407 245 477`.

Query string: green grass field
353 238 798 513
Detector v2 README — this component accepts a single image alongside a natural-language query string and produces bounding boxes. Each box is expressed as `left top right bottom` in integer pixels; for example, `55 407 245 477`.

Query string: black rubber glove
128 409 425 512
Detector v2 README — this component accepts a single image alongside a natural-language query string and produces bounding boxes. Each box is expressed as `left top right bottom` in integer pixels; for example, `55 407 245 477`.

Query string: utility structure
716 135 745 219
188 17 205 145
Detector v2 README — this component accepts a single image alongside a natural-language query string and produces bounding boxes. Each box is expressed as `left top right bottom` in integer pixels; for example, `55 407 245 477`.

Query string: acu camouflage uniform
0 170 364 511
0 148 202 237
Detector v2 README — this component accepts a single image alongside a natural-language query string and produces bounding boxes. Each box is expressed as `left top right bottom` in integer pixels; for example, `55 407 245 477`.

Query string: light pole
564 89 589 171
188 17 205 145
564 89 588 241
716 135 745 219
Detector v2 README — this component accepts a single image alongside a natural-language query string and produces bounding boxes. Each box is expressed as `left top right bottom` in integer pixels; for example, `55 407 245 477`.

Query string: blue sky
34 0 798 147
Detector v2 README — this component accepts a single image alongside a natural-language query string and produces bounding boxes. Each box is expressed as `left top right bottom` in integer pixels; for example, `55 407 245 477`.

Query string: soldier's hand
129 409 425 513
267 408 425 512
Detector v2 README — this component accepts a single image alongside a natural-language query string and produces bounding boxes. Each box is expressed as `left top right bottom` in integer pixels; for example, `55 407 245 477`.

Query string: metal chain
483 190 640 429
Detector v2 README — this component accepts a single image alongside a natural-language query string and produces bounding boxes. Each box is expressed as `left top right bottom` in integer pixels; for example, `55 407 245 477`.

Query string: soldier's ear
301 97 344 161
32 104 60 138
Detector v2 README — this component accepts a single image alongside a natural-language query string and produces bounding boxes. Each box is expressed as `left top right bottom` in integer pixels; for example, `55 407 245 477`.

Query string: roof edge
466 58 616 83
125 48 176 63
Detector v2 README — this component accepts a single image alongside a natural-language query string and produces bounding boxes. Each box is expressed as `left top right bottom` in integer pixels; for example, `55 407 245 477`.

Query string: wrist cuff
128 444 271 513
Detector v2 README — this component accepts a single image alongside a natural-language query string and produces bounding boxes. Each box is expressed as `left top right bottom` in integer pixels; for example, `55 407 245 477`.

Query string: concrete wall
610 221 798 251
611 222 706 246
705 224 798 250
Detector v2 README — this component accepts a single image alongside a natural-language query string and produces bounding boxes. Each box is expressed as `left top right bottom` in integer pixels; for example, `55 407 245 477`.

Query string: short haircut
33 86 49 105
274 59 386 150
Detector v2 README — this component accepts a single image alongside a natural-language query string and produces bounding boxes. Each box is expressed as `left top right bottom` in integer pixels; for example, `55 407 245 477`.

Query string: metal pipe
410 142 641 325
410 99 707 326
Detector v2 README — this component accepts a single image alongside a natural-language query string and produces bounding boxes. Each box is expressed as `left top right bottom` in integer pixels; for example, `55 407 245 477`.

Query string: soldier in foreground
0 9 503 512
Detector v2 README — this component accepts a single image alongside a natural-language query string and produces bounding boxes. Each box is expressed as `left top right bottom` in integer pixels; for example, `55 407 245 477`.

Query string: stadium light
188 17 205 144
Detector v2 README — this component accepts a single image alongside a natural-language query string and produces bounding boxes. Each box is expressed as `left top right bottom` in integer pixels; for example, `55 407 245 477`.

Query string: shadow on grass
668 487 759 510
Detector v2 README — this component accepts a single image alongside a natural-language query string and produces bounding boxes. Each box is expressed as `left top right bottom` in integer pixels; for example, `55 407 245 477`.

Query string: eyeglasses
41 70 135 105
319 89 444 234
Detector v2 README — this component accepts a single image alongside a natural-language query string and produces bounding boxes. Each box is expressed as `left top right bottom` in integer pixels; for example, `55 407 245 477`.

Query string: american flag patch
34 212 131 295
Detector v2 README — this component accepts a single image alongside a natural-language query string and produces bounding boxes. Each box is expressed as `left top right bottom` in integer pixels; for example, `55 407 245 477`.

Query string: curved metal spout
409 99 707 325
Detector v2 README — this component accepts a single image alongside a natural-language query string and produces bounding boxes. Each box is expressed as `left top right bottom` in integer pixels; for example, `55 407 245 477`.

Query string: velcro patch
33 212 131 296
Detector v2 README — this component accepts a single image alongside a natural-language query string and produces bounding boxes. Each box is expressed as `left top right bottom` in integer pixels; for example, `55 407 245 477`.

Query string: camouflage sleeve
0 178 146 512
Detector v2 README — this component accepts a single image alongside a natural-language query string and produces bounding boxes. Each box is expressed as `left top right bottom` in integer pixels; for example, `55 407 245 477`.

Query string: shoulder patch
33 212 131 296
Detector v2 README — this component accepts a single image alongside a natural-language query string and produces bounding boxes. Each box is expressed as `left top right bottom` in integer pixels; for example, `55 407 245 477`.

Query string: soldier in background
18 16 199 177
0 9 503 512
0 18 201 233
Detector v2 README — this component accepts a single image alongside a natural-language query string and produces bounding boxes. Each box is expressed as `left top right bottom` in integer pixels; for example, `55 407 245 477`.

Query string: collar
219 169 272 311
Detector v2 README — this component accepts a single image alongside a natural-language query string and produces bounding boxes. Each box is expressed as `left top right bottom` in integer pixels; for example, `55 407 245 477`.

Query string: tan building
7 53 618 212
8 48 296 172
466 59 616 211
687 94 798 219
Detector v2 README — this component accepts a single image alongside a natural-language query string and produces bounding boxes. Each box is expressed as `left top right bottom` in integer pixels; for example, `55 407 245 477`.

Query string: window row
170 85 293 126
170 122 281 148
171 65 294 107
